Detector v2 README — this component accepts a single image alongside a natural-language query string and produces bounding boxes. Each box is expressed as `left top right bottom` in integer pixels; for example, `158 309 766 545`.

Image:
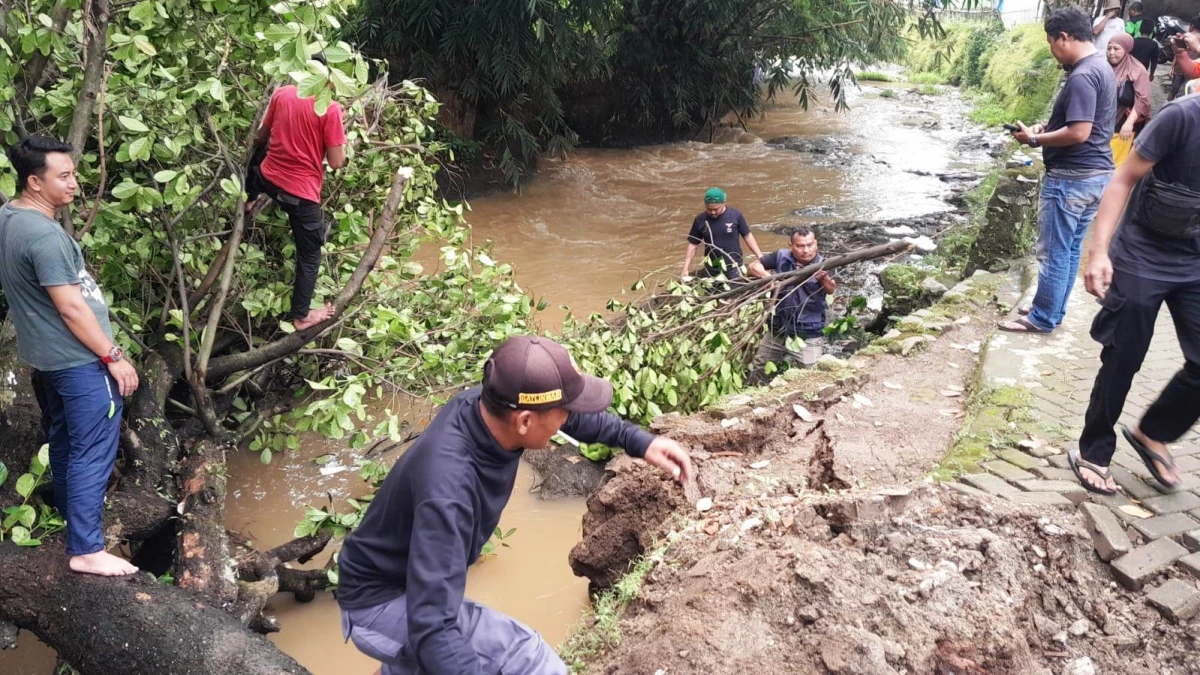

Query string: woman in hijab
1107 33 1153 147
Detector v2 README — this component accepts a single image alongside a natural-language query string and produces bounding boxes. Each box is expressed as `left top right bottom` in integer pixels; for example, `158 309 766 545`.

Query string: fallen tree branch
0 542 308 674
204 166 414 383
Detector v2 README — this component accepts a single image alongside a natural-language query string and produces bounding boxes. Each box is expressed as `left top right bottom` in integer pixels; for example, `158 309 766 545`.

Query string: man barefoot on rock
0 136 139 576
1072 94 1200 494
336 335 693 674
246 54 346 331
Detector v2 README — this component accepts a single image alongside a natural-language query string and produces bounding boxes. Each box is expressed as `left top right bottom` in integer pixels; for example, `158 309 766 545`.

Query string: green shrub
857 70 896 82
974 22 1061 125
907 72 943 85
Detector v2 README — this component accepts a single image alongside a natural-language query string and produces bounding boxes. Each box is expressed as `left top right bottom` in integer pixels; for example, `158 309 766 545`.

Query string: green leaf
10 526 32 546
112 180 140 200
0 461 7 488
219 176 240 195
296 74 327 99
322 44 351 64
263 23 300 43
118 116 150 133
129 136 152 161
15 473 36 499
153 169 178 183
132 34 157 56
305 378 334 391
12 504 35 528
260 448 273 464
35 444 49 475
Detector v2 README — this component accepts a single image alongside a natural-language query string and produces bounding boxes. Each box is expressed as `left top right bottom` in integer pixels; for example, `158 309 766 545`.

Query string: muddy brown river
2 80 997 674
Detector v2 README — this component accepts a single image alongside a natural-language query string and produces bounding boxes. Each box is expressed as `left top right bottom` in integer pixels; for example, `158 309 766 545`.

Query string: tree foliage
346 0 961 180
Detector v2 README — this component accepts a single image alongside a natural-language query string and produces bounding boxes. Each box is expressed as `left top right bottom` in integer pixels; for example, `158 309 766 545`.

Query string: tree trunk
0 542 310 675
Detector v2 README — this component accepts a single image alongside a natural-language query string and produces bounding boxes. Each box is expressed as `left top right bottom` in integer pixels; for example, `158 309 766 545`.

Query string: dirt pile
577 483 1198 674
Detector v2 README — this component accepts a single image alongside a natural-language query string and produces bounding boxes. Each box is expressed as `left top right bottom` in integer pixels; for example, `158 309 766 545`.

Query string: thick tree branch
65 0 110 164
205 166 414 382
76 64 113 241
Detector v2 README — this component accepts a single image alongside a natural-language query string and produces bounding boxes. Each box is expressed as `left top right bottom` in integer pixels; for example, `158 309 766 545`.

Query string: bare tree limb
77 64 113 242
204 167 413 383
65 0 110 163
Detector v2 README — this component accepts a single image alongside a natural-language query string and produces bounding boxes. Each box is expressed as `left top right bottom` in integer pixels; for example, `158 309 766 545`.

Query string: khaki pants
750 332 825 385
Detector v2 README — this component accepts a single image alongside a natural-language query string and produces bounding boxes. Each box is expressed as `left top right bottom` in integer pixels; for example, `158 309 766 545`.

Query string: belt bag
1134 174 1200 239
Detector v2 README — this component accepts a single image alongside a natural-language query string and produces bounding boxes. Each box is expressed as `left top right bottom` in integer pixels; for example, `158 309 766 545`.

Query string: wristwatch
101 346 124 364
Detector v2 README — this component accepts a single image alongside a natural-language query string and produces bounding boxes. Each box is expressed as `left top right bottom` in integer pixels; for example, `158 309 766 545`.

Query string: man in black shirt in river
681 187 764 279
336 335 694 674
1070 95 1200 495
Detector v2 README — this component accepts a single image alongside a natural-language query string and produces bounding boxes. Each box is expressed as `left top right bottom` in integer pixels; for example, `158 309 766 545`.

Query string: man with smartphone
1001 7 1116 335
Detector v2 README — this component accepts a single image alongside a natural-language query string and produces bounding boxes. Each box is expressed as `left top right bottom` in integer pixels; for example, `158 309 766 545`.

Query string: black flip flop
997 317 1052 334
1068 449 1117 495
1121 425 1180 490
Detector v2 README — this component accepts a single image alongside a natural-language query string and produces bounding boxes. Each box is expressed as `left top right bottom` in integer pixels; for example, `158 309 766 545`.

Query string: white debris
720 418 740 429
882 381 904 390
852 393 874 407
883 225 917 236
1068 619 1090 637
1062 657 1096 675
792 404 814 422
740 517 764 533
750 460 771 469
696 497 714 513
903 235 938 252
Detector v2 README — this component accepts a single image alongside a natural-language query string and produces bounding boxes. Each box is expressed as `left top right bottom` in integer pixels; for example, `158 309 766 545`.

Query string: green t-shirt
1126 19 1143 36
0 203 113 371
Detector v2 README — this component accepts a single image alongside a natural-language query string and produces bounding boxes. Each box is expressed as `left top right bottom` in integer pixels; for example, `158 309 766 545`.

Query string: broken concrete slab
1185 530 1200 553
1006 491 1073 507
995 448 1048 470
1180 552 1200 580
1015 480 1088 503
1079 502 1131 562
1029 466 1076 481
1132 512 1200 541
961 473 1020 497
982 460 1035 483
1142 491 1200 515
1146 578 1200 622
1111 538 1189 589
945 482 991 500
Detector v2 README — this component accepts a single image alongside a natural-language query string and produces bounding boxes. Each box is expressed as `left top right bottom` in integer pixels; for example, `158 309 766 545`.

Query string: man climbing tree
246 53 347 331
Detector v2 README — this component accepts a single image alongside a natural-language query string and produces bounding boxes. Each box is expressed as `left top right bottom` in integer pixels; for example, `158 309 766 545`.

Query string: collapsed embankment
558 271 1199 675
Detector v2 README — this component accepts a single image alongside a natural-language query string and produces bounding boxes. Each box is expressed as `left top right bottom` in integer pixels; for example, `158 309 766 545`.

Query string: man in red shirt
1170 18 1200 85
247 61 347 330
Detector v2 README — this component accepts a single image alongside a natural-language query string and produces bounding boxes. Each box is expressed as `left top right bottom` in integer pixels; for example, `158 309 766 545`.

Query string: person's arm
736 213 763 259
405 499 484 675
33 236 138 395
1013 75 1097 147
562 412 693 482
1175 44 1200 79
1083 151 1154 298
1013 120 1093 147
748 251 777 280
1120 108 1139 140
323 102 347 170
682 220 704 277
814 269 837 294
1093 16 1107 36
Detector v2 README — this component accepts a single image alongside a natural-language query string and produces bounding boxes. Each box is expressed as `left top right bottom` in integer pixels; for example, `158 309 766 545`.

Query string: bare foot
69 550 139 577
1133 427 1181 485
292 303 334 331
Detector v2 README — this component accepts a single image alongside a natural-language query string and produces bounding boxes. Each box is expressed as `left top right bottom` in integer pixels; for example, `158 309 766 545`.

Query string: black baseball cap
482 335 613 413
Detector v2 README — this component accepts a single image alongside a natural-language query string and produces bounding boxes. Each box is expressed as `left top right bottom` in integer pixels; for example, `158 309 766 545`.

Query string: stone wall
964 166 1040 275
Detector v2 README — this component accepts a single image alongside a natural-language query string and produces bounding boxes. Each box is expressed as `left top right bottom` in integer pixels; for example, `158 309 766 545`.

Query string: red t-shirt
260 85 345 203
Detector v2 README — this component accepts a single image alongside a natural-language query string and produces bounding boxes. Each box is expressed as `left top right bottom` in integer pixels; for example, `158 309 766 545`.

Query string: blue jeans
1026 172 1111 331
341 594 567 675
33 361 122 556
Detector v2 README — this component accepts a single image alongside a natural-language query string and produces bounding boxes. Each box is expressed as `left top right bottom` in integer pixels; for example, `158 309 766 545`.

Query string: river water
1 80 997 674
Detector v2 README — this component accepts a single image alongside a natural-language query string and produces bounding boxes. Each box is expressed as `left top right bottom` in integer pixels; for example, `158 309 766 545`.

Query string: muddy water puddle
222 398 591 675
0 82 996 674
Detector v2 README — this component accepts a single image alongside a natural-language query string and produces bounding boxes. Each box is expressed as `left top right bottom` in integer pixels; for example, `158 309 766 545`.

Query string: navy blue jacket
761 249 827 338
336 387 654 674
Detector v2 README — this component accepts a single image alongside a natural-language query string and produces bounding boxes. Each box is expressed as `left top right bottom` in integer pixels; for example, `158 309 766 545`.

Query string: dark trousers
246 162 326 320
33 361 123 556
1079 269 1200 466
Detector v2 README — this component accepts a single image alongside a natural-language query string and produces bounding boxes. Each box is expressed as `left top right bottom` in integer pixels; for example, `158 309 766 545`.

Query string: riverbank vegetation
905 20 1062 126
346 0 972 186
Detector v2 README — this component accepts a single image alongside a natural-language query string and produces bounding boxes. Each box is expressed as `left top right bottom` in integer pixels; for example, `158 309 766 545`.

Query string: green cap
704 187 727 204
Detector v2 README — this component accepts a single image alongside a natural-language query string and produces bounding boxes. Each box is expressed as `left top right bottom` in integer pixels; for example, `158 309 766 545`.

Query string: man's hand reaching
643 437 694 483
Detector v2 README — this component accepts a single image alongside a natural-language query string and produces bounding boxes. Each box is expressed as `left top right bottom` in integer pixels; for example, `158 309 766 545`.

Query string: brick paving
963 275 1200 620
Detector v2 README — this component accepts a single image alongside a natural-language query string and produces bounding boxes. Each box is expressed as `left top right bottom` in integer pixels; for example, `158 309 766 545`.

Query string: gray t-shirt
1042 52 1116 174
1110 96 1200 283
0 203 113 371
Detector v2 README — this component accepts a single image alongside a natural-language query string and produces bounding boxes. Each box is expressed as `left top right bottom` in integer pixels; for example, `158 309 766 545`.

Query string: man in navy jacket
336 335 693 674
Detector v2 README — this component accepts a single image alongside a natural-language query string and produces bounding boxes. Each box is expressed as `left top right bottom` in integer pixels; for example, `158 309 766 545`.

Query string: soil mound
580 485 1198 674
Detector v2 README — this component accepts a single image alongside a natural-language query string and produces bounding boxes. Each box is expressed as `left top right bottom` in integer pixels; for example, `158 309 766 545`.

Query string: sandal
997 317 1052 334
1121 425 1180 490
1068 449 1117 495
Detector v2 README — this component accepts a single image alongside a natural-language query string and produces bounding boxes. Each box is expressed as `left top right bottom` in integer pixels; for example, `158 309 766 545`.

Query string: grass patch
932 385 1038 481
907 71 943 85
879 88 897 98
915 83 941 96
560 544 669 672
857 70 896 82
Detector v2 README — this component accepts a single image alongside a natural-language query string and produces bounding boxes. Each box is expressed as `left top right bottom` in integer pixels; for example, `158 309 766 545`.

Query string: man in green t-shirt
0 136 139 576
1125 1 1144 36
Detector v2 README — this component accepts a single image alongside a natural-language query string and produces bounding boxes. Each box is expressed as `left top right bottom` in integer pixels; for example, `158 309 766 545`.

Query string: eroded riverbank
1 80 1007 675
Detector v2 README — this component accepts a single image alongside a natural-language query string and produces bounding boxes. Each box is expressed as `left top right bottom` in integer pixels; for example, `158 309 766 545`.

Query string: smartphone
1002 123 1021 133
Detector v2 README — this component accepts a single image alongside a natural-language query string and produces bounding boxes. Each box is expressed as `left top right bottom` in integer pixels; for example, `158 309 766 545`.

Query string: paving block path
962 276 1200 621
